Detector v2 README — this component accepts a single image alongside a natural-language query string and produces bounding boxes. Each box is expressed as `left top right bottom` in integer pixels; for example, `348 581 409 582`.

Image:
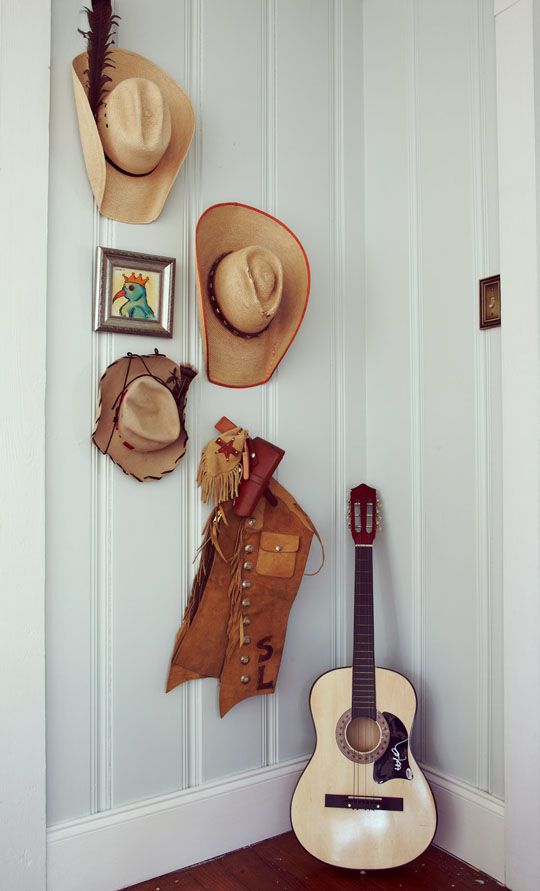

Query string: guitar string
354 545 376 803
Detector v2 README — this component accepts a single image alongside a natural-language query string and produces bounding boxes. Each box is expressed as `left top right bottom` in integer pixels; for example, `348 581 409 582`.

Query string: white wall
364 0 503 793
46 1 363 887
45 1 504 888
0 3 50 889
363 0 504 877
495 2 540 888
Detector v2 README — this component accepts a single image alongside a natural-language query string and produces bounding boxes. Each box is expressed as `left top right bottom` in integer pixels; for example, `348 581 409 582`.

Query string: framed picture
479 274 501 329
94 246 176 337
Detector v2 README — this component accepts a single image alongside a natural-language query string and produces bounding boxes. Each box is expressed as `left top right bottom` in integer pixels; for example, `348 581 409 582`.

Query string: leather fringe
171 507 222 666
197 457 243 505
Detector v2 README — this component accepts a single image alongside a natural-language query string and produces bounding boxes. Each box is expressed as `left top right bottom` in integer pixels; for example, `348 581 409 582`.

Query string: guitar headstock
348 483 381 546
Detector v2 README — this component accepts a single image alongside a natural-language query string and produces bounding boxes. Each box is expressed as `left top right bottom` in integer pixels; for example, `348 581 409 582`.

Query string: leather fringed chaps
166 479 315 716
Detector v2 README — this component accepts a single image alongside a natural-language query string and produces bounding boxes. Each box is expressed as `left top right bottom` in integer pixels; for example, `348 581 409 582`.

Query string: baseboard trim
47 757 306 891
47 758 505 891
424 765 505 882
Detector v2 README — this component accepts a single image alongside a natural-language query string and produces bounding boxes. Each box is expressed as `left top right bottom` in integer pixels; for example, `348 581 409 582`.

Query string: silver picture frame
94 246 176 338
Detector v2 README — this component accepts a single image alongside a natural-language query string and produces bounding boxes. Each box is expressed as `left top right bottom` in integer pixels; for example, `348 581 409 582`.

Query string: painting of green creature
94 246 176 338
112 270 158 321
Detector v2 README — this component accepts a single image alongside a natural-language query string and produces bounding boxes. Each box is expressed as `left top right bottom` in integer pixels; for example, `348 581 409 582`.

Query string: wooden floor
123 832 505 890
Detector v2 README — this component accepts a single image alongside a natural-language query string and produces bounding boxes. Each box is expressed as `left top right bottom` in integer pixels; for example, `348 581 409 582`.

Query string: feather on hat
73 1 195 224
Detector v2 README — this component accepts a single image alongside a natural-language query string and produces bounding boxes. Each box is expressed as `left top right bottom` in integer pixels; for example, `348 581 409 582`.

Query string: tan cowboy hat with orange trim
92 352 197 481
72 49 195 224
196 203 310 388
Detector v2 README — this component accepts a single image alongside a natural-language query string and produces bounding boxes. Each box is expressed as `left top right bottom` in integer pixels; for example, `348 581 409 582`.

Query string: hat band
105 153 161 178
207 253 273 340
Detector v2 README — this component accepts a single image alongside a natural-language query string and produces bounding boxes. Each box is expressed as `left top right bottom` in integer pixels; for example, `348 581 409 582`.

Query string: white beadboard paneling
46 0 504 884
46 0 97 825
363 0 503 810
260 0 279 768
363 0 415 682
272 0 337 763
470 0 503 798
182 0 205 794
46 0 366 823
416 0 479 785
342 0 367 668
197 0 270 784
110 0 196 810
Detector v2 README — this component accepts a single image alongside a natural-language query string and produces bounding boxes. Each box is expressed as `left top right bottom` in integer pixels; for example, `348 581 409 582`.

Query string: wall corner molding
423 766 505 881
46 759 506 890
47 758 307 891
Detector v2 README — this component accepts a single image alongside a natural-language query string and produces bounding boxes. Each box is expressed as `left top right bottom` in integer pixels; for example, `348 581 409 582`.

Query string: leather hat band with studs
206 252 274 340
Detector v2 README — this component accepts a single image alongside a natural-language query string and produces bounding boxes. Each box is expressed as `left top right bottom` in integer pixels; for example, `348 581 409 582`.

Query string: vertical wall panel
197 0 269 784
110 0 194 809
417 0 479 784
273 0 335 763
47 0 366 824
363 0 415 687
364 0 502 795
46 0 96 824
47 0 501 837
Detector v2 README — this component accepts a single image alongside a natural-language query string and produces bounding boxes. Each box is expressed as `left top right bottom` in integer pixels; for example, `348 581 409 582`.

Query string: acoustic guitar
291 483 437 869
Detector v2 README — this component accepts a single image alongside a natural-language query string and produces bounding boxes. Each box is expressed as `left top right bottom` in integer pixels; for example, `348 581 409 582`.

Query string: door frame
494 1 540 889
0 1 51 889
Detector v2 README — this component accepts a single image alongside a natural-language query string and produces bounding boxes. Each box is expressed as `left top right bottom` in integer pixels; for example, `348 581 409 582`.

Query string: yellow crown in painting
123 272 150 286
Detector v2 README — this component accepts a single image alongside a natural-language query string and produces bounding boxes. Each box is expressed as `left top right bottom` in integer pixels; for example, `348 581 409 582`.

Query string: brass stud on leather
241 597 251 608
243 635 251 645
275 544 283 552
247 518 256 527
240 655 249 664
240 675 250 684
242 616 251 626
241 580 251 589
244 544 254 553
243 561 253 570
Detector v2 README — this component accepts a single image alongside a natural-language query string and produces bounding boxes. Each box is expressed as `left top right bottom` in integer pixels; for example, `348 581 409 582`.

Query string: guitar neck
352 545 376 719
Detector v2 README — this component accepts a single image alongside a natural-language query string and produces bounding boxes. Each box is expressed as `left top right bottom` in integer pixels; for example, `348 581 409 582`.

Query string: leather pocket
256 531 300 579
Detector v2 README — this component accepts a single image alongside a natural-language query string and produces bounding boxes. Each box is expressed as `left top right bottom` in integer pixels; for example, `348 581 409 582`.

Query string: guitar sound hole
346 717 381 754
336 709 390 764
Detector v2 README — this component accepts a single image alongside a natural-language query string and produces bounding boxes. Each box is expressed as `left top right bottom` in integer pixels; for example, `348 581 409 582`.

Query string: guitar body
291 666 437 870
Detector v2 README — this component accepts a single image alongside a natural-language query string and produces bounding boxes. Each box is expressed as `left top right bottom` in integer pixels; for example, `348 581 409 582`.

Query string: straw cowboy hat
72 49 195 224
93 351 197 481
196 203 311 388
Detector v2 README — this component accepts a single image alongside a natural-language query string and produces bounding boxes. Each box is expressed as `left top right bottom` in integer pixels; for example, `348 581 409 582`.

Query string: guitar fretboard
352 546 376 719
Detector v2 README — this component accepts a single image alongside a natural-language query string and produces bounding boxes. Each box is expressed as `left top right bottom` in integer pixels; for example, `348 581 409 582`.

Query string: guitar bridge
325 794 403 811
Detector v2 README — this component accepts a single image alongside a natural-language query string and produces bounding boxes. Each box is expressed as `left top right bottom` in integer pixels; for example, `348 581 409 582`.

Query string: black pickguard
373 712 413 784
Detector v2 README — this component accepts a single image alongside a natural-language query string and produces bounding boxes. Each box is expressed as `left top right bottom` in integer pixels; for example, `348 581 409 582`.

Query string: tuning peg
376 497 383 531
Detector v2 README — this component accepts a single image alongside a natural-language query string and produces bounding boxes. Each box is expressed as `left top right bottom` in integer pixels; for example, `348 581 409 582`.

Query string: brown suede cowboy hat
196 203 310 388
72 49 195 224
92 352 197 481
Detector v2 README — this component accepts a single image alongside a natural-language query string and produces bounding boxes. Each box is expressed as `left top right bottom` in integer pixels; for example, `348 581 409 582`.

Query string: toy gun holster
234 436 285 517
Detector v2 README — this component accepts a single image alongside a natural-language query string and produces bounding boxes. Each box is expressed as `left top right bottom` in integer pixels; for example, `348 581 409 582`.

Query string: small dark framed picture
94 246 176 337
479 274 501 329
